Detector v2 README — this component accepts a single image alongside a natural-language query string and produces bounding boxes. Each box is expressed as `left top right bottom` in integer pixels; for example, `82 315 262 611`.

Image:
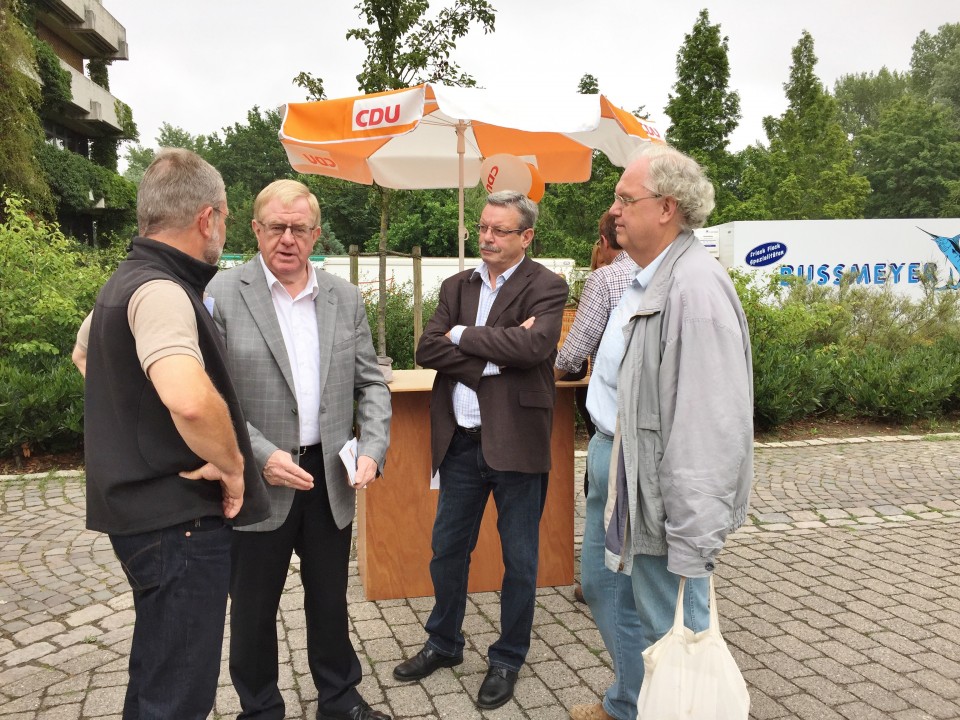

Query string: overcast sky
103 0 956 155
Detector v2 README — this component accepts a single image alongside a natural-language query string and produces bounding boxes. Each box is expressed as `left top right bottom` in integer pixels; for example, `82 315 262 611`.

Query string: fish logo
918 228 960 290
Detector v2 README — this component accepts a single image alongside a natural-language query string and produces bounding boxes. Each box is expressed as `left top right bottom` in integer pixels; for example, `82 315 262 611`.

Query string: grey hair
485 190 539 229
137 148 226 237
633 143 715 230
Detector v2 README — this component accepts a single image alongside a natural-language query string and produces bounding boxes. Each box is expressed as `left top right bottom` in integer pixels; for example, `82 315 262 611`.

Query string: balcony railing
36 0 128 59
60 59 123 133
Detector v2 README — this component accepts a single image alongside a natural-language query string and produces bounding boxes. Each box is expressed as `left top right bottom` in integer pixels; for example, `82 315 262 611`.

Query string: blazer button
292 408 298 415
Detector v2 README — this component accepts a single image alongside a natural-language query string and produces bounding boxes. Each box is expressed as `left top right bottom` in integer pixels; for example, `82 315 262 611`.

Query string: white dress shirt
259 256 322 446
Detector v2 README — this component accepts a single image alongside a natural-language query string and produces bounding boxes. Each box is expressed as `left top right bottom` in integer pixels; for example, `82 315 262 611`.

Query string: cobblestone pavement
2 436 960 720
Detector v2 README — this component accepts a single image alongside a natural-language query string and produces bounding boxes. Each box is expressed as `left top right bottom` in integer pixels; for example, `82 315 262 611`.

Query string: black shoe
392 646 463 682
316 699 391 720
476 666 519 710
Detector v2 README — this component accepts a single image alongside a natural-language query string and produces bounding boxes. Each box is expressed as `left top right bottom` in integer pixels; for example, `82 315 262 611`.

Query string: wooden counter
356 368 580 600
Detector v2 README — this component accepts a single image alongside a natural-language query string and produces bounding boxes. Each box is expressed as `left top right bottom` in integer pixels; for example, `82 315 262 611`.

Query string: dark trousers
229 450 360 719
425 431 547 671
110 517 231 720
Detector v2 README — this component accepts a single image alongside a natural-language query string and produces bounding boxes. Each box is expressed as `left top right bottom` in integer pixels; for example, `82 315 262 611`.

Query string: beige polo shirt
76 280 203 373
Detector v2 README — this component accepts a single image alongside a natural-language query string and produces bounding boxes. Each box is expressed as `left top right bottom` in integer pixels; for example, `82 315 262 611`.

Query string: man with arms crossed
206 179 392 720
573 143 753 720
76 148 270 720
393 190 568 710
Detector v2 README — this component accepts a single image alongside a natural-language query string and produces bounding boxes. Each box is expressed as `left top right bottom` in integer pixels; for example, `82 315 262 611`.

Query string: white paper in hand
338 437 359 486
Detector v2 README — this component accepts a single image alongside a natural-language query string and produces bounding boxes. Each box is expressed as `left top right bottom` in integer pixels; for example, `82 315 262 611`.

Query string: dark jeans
110 517 231 720
229 449 360 719
425 431 547 671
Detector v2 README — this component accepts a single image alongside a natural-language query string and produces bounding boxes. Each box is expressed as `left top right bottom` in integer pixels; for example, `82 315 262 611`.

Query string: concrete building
30 0 131 240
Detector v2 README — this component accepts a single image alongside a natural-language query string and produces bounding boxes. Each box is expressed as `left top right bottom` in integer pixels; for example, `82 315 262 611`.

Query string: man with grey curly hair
569 144 753 720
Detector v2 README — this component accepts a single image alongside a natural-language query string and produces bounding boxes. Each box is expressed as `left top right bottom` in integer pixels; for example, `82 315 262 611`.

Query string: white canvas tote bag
636 576 750 720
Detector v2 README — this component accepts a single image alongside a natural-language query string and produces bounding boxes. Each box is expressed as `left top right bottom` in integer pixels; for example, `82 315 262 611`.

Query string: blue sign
745 242 787 267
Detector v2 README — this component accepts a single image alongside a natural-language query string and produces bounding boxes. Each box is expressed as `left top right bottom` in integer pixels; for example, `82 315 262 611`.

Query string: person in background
74 148 270 720
206 179 392 720
555 212 635 607
393 190 567 711
556 212 642 720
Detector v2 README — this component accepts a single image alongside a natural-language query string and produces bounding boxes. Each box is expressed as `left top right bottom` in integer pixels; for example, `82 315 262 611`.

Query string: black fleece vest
84 237 269 534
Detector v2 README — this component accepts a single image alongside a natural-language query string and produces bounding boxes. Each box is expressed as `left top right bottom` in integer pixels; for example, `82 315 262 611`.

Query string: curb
6 433 960 481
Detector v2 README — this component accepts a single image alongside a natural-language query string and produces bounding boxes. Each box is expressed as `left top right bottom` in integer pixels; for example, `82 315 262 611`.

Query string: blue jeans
425 431 546 671
110 517 231 720
581 432 644 720
631 554 709 684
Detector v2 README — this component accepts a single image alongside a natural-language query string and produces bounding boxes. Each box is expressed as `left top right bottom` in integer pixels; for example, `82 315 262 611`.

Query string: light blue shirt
586 248 669 436
449 259 523 428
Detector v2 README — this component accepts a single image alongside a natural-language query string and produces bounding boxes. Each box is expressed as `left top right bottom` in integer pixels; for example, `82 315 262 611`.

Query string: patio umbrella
278 82 664 269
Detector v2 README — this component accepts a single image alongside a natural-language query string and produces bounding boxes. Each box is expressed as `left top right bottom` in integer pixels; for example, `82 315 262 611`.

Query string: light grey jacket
604 231 753 578
207 257 391 531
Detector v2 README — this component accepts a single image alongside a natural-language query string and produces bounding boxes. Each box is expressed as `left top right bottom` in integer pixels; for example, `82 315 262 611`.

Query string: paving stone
4 441 960 718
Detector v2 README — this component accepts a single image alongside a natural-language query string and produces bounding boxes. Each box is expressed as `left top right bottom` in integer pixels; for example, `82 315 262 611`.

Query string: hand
520 316 535 329
180 463 245 519
263 450 314 491
352 455 379 489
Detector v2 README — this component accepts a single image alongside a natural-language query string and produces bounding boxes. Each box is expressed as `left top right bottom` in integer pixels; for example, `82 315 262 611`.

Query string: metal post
412 245 423 368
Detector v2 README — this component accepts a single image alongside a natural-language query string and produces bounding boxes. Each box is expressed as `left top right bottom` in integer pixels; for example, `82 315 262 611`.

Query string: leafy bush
362 282 438 370
733 269 960 429
0 357 83 456
834 343 960 421
732 271 840 429
0 192 113 459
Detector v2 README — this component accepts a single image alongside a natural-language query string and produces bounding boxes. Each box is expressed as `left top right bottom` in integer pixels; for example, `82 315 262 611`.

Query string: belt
294 442 322 457
456 425 482 442
175 516 225 534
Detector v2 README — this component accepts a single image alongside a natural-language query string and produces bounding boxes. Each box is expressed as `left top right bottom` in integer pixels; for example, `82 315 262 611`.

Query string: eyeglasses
475 223 528 240
211 206 229 219
257 221 316 241
613 192 662 206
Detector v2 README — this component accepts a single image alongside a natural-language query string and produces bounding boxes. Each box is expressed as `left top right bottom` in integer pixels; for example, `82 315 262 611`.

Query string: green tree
0 0 52 212
664 9 741 224
741 31 869 220
665 9 740 159
577 74 599 94
316 0 497 356
834 68 909 138
856 95 960 218
203 108 291 195
123 144 155 184
347 0 495 93
910 22 960 100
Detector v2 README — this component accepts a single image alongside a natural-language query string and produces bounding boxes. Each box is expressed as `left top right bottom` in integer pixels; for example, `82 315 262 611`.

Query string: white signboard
712 219 960 299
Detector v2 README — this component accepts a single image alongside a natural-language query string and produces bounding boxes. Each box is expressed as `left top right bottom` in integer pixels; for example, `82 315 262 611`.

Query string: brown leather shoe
573 583 586 603
569 702 614 720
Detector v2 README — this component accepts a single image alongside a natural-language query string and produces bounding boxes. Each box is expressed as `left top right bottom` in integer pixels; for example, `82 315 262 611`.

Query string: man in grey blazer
206 180 392 720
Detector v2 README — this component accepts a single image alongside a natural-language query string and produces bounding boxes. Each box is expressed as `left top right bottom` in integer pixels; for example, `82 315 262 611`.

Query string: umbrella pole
457 120 466 272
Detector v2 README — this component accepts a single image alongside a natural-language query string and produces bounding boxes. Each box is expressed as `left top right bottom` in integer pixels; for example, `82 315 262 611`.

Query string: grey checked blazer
206 257 391 531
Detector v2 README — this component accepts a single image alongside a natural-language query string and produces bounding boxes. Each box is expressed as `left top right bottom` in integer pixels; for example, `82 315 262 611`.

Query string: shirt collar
633 244 670 290
473 256 524 288
258 254 319 300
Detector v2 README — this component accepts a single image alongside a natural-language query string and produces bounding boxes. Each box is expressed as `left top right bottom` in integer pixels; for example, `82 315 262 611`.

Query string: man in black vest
74 148 269 720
